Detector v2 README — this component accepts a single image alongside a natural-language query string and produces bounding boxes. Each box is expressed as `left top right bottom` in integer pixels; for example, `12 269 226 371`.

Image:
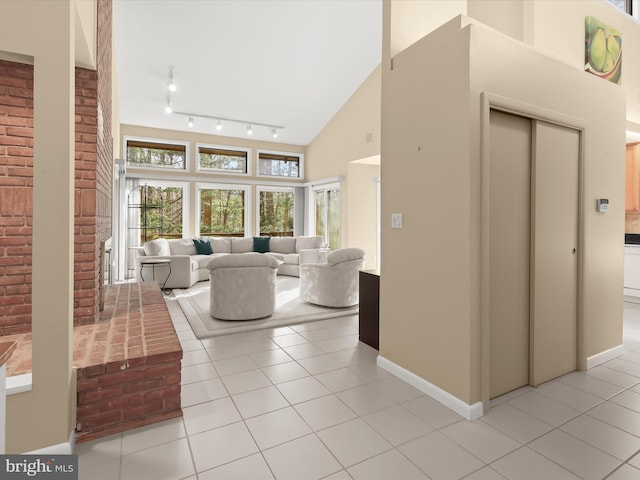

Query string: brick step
5 282 183 443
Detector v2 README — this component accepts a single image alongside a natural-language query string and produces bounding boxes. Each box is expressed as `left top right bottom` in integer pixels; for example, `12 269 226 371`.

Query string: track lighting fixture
162 66 284 137
168 66 176 92
173 109 284 137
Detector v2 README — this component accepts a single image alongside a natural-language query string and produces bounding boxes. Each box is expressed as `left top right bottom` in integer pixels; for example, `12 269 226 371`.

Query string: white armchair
299 248 365 307
207 253 279 320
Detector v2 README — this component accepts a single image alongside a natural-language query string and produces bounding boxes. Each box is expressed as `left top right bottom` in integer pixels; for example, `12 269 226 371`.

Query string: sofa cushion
193 238 213 255
210 237 231 253
231 237 253 253
283 253 299 265
295 235 324 253
143 238 170 256
169 238 197 255
266 252 285 262
192 254 215 269
270 237 296 254
253 236 271 253
207 252 279 270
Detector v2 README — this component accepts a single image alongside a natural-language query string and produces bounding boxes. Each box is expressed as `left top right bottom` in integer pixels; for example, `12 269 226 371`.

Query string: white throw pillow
143 238 170 256
295 235 324 253
231 237 253 253
210 237 232 253
168 238 197 255
270 237 296 254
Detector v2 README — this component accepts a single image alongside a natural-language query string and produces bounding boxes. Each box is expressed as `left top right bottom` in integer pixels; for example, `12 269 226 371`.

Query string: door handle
571 248 577 255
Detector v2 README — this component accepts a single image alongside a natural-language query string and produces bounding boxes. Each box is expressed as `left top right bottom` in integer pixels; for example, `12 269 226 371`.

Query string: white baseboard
377 355 484 421
26 429 75 455
586 345 625 369
6 373 32 395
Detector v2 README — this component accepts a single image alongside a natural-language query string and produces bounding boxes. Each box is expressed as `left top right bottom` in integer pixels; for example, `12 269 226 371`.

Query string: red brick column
0 61 33 336
74 0 113 326
74 67 100 325
1 0 113 332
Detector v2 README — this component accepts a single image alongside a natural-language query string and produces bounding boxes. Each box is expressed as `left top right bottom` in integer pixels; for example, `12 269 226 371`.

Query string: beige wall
381 16 473 403
305 66 381 255
381 12 625 407
388 0 640 133
528 0 640 129
305 66 381 182
74 0 97 69
467 18 626 372
389 0 467 57
112 35 121 159
347 162 380 270
467 0 527 41
0 0 79 453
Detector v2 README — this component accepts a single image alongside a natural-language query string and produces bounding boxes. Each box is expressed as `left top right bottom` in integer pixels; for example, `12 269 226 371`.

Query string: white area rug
174 276 358 338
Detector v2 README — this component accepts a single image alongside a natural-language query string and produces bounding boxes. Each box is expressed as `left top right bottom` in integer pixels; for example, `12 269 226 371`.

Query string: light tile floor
77 295 640 480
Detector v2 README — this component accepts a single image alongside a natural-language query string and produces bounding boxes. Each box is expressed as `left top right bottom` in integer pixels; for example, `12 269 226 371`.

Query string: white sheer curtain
125 179 141 279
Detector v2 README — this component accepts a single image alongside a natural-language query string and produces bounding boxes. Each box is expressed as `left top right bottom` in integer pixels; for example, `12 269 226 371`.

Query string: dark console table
359 270 380 350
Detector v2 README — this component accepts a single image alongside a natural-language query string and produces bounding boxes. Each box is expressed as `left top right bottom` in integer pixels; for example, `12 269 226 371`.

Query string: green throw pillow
193 238 213 255
253 236 270 253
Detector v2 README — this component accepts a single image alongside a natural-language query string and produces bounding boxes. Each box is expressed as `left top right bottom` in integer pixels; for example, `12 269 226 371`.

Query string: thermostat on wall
597 198 609 213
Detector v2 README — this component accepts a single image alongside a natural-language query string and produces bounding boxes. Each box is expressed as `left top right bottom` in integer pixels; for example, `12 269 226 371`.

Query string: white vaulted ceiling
113 0 382 145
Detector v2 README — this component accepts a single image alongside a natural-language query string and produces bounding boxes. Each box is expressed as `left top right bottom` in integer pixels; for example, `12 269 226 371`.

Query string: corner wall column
5 0 76 453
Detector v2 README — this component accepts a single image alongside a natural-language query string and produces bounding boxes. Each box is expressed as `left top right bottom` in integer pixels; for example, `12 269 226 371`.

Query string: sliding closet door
488 110 532 398
530 120 579 386
488 111 580 399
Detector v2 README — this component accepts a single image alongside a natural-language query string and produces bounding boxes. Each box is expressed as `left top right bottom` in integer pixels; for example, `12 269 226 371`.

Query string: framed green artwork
585 16 622 85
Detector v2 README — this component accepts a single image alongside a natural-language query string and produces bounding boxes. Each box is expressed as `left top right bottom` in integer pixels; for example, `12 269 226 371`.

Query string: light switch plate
391 213 403 229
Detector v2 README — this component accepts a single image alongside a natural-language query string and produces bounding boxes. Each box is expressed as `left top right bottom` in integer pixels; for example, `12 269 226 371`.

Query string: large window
126 181 186 278
125 138 187 170
314 184 341 250
257 150 303 178
258 188 294 237
609 0 631 14
197 144 249 175
608 0 638 18
127 183 184 244
198 184 249 236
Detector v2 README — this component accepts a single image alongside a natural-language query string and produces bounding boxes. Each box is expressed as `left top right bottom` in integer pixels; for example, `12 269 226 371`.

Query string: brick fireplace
0 0 182 442
0 0 113 334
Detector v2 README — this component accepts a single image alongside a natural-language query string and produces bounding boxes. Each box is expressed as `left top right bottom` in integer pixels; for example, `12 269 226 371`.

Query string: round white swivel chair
299 248 365 307
207 253 279 320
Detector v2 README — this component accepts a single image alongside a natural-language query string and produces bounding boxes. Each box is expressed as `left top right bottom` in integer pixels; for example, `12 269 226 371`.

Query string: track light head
165 105 173 114
216 120 223 131
187 117 194 128
271 128 278 139
168 66 176 92
246 125 253 136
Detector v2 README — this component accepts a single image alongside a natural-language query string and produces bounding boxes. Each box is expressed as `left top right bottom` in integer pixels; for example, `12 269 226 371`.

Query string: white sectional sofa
135 235 326 289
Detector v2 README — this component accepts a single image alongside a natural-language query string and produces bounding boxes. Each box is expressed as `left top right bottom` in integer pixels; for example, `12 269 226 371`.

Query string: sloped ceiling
113 0 382 146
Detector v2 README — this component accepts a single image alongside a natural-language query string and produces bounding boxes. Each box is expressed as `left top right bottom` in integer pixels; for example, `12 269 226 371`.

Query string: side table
359 270 379 350
139 258 172 294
